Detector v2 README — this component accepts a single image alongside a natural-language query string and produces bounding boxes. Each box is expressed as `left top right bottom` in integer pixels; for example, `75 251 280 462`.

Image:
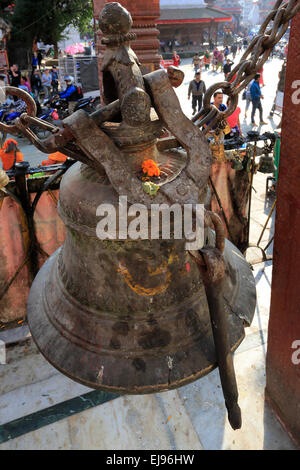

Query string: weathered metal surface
266 11 300 447
209 161 250 250
27 160 256 394
189 212 242 429
20 2 256 428
93 0 161 96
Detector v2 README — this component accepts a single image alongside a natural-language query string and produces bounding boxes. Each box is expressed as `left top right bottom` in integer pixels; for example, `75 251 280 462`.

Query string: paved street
176 52 283 134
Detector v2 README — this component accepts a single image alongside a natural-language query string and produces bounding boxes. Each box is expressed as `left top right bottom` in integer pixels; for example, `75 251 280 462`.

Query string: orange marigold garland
142 159 160 178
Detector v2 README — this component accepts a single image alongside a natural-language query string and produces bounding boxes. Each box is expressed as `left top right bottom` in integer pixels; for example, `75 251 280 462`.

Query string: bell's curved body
27 161 256 393
26 3 256 421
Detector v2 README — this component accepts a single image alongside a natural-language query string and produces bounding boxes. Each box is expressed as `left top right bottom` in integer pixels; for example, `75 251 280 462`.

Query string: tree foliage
10 0 93 48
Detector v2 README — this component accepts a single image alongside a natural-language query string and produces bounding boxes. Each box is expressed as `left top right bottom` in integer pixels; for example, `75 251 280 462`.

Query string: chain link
192 0 300 130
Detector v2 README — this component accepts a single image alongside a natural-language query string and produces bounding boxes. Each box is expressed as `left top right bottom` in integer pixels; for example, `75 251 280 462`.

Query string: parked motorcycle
0 105 22 146
30 106 61 141
44 95 100 120
0 101 60 145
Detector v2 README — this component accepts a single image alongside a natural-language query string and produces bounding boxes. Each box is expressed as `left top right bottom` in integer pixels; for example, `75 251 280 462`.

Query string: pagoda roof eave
158 6 232 23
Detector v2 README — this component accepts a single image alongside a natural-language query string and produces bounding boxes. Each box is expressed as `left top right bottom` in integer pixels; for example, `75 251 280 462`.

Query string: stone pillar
265 12 300 447
93 0 161 97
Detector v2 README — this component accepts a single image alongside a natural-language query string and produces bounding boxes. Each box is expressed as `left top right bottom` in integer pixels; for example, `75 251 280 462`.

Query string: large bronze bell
26 3 256 428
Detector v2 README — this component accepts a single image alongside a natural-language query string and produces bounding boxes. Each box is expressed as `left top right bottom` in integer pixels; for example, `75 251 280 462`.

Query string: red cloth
227 107 241 129
259 67 264 86
172 54 180 67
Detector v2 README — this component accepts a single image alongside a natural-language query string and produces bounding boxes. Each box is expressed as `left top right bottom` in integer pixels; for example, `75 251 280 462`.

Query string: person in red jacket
172 50 180 67
0 139 23 171
259 66 265 87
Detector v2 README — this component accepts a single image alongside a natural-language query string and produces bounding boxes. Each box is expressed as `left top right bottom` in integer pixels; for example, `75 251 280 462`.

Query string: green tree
10 0 93 57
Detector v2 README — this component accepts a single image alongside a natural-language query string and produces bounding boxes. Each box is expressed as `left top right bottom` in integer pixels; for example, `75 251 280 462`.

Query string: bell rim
27 246 253 394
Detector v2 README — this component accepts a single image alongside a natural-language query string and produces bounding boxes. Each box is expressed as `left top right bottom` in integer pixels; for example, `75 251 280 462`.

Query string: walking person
231 43 238 59
37 51 43 69
192 53 202 73
203 50 210 71
31 70 43 100
216 50 224 73
244 78 254 119
250 73 267 127
50 66 59 94
41 69 52 99
243 37 248 50
223 58 234 80
188 71 206 116
32 52 39 71
212 47 219 72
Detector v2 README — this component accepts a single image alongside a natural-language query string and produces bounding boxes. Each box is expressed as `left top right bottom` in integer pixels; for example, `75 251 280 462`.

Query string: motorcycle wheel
87 97 101 114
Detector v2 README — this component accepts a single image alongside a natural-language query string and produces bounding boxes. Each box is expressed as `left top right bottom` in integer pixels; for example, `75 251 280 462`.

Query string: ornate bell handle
189 211 242 430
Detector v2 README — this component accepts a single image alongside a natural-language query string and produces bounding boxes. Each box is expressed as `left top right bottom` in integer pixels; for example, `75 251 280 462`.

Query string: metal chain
192 0 300 132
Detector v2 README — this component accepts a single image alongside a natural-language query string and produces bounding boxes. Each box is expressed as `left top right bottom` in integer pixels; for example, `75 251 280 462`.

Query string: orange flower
142 159 160 177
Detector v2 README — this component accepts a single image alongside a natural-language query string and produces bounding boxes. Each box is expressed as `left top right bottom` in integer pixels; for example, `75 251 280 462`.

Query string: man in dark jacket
250 73 267 126
231 43 238 59
8 64 21 101
51 66 59 93
188 72 206 115
223 58 234 79
31 70 43 99
8 64 21 88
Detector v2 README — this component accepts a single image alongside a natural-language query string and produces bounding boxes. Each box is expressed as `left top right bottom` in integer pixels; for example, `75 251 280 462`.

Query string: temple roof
158 6 232 23
160 0 207 6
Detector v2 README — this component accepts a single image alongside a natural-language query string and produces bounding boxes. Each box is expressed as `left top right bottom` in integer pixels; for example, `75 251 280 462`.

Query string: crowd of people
0 57 73 170
186 41 286 136
3 63 60 102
